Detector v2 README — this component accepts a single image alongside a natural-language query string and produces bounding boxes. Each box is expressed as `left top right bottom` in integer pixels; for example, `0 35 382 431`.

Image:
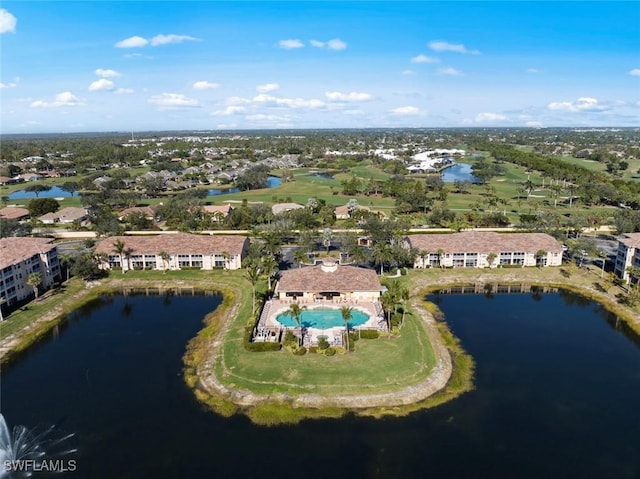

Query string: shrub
308 346 318 354
243 325 282 352
359 330 379 339
348 332 359 342
293 346 307 356
317 336 330 350
324 347 336 356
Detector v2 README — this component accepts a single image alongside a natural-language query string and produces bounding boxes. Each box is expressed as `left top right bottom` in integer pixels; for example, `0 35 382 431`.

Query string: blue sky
1 1 639 133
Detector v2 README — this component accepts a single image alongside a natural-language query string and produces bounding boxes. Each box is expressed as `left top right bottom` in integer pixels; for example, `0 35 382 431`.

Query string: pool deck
254 298 386 346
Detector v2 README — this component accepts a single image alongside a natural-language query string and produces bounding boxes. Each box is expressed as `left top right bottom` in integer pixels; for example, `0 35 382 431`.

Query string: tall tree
284 302 305 347
27 272 42 300
246 261 261 314
159 251 170 274
25 184 51 198
113 239 127 274
380 290 395 338
60 253 74 281
340 306 353 352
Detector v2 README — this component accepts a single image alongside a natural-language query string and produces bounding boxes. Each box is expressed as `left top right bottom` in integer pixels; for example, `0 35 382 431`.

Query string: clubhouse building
407 231 563 268
94 233 249 272
274 261 383 302
255 261 386 345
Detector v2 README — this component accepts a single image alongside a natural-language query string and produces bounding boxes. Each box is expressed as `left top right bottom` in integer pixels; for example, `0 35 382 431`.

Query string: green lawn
216 300 435 396
0 279 87 339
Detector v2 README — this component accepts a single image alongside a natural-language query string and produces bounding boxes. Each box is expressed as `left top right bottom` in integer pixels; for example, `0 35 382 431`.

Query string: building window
178 254 190 267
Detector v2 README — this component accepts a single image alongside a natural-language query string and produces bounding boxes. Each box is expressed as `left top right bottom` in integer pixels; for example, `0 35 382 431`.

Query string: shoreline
2 265 638 424
191 295 454 412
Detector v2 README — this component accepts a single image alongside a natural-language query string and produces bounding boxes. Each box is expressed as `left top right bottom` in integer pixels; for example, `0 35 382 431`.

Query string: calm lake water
206 175 281 196
441 163 478 183
7 185 75 199
1 290 639 478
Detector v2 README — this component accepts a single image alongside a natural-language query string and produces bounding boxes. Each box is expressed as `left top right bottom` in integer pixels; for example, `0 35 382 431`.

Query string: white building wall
0 249 59 306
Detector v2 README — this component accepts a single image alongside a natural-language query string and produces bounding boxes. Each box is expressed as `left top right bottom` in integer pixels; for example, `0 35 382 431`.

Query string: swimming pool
276 308 370 329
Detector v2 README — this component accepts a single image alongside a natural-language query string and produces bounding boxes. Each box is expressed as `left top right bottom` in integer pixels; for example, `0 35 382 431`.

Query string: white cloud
437 67 463 76
227 96 252 105
95 68 121 78
344 109 364 116
147 93 200 109
246 114 292 123
629 68 640 76
526 68 540 74
308 38 347 50
252 93 324 109
548 97 607 112
30 91 84 108
325 91 373 102
525 121 544 128
391 106 420 116
0 77 18 89
150 34 197 46
88 79 115 91
402 70 416 76
116 34 196 49
212 106 246 116
411 54 439 64
0 8 17 34
327 38 347 50
428 40 479 54
192 80 220 90
278 39 304 49
476 112 508 122
115 88 134 94
256 83 279 93
115 36 149 48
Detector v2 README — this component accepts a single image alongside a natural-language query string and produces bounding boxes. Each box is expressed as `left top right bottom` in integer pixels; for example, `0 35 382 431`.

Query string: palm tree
322 227 333 253
27 272 42 300
113 239 127 274
486 252 497 269
159 251 170 274
246 261 261 314
597 250 607 278
419 249 430 269
293 248 307 268
535 249 547 268
284 302 306 347
626 265 640 291
340 306 353 352
380 290 395 338
371 242 393 275
261 255 279 290
398 284 410 328
437 248 446 269
60 253 73 281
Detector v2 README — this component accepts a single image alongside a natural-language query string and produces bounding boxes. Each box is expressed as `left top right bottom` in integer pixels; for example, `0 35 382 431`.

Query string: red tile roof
0 237 56 269
94 233 248 256
0 207 30 220
620 233 640 249
276 263 382 293
408 231 563 254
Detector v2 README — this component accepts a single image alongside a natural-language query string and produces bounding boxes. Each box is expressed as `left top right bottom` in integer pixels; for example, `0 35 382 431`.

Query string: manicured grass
216 177 397 210
215 299 436 396
0 279 86 339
